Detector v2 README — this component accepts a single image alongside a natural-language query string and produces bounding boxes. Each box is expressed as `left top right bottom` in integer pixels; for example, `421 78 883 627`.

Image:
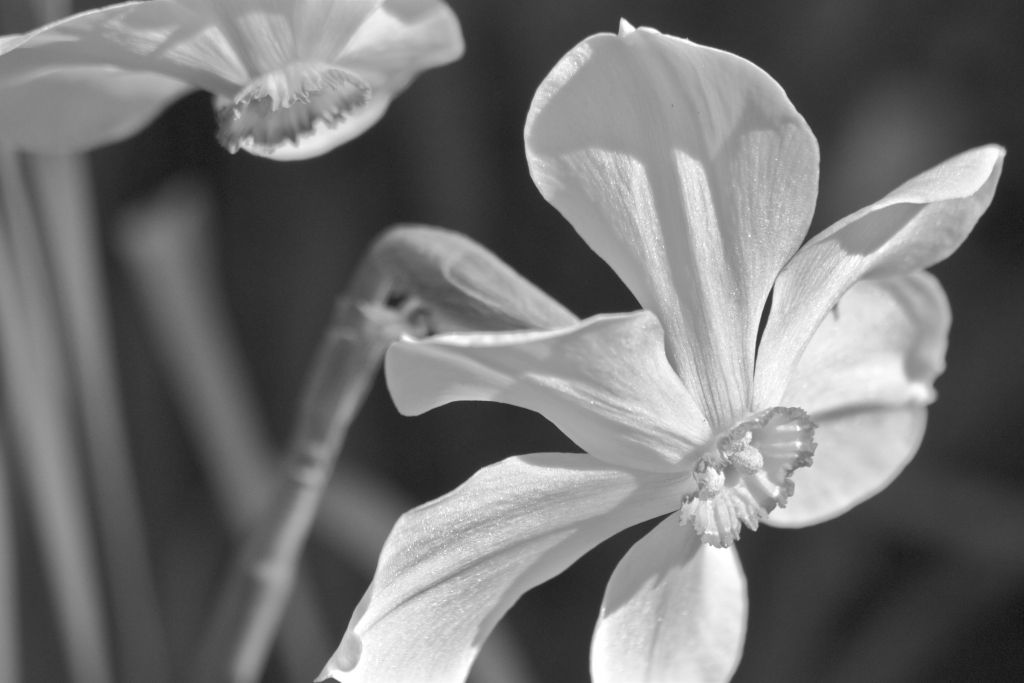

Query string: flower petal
337 0 464 92
754 145 1004 408
0 66 192 153
767 406 926 527
318 452 685 683
591 515 746 683
524 25 819 428
0 0 243 152
385 311 711 472
780 271 950 415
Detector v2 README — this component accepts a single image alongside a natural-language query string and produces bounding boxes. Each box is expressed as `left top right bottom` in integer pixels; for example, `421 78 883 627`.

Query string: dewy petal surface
755 145 1004 408
385 312 712 472
319 453 685 683
591 515 746 683
769 272 949 525
525 25 819 428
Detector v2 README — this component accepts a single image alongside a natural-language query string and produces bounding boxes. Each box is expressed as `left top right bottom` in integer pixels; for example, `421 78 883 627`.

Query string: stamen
215 62 370 154
680 406 817 548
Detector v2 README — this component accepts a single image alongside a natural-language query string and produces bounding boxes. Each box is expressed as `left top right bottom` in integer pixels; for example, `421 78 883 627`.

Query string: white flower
0 0 463 160
320 20 1004 683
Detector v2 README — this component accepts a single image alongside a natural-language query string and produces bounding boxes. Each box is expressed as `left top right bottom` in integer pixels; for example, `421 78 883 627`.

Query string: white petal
780 271 950 415
319 453 685 683
525 26 819 428
592 515 746 683
768 406 926 527
755 145 1004 408
385 311 711 472
0 66 192 154
337 0 464 92
0 0 239 152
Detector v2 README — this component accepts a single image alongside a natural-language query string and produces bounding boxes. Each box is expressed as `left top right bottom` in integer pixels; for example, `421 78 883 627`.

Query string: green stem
29 153 172 683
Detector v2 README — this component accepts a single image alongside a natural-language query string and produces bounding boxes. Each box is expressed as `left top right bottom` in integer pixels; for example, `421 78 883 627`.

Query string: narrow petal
755 145 1004 408
385 311 712 472
592 516 746 683
767 406 926 527
336 0 464 92
318 453 686 683
525 26 819 428
780 271 950 415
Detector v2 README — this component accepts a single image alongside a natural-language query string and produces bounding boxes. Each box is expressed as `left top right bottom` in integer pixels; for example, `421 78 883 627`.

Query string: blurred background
2 0 1023 682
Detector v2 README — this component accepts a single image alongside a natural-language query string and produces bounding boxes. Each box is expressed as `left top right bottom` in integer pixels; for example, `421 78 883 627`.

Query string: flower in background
319 19 1004 683
0 0 463 160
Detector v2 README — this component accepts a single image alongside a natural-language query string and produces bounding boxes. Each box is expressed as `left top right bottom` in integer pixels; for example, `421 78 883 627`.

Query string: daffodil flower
0 0 463 160
319 20 1004 683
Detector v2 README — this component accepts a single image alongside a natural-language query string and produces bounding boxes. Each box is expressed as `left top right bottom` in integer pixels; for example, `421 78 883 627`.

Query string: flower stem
194 251 403 683
28 153 173 683
115 179 333 681
0 148 113 683
0 430 19 683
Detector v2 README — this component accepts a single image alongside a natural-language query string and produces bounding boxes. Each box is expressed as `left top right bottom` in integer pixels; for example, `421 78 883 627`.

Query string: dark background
7 1 1024 681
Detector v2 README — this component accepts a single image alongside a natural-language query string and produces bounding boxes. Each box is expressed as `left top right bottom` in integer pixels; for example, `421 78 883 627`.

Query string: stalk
30 152 173 683
0 150 113 683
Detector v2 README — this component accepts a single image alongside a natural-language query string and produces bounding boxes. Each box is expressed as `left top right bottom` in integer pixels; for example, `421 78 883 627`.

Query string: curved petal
318 452 686 683
755 145 1004 408
780 271 950 415
0 67 192 153
385 311 712 472
768 406 926 527
0 0 243 152
591 515 746 683
524 23 819 428
238 88 391 160
0 1 246 93
337 0 464 92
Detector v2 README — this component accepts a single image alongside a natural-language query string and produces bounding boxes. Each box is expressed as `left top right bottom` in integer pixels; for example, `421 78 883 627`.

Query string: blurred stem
0 430 19 683
0 148 113 683
28 153 172 683
194 253 403 683
116 182 331 682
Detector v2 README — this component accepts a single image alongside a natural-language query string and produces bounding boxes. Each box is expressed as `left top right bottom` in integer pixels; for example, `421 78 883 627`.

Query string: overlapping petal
767 272 949 525
319 453 685 683
0 1 220 152
591 515 746 683
385 311 712 472
767 406 926 526
0 0 463 156
755 145 1004 408
339 0 464 90
780 271 950 415
525 22 819 428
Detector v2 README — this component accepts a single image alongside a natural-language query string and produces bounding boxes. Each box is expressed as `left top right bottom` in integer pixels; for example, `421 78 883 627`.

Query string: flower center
214 62 370 155
680 406 817 548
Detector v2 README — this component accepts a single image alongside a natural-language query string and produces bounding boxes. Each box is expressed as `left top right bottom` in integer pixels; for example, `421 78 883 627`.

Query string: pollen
680 407 817 548
215 62 370 154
